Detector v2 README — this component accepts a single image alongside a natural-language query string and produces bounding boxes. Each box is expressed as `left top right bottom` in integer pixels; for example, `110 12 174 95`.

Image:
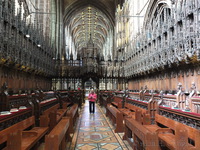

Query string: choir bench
124 112 200 150
119 102 148 119
106 104 124 133
67 103 79 133
0 116 48 150
124 117 159 149
45 117 70 150
0 93 33 112
111 96 122 108
143 114 200 150
40 103 68 131
57 91 73 108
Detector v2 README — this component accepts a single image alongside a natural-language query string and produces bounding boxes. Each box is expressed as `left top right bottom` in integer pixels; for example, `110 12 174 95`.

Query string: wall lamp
26 34 30 38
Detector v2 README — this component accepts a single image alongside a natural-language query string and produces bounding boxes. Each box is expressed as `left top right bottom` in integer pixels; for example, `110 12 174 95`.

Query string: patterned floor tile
74 100 133 150
95 127 112 132
80 120 108 127
75 143 98 150
77 131 117 143
81 116 105 121
79 127 96 132
98 143 123 150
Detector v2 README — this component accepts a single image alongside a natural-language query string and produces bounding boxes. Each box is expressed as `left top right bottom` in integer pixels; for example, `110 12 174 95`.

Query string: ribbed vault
63 1 115 60
70 6 110 50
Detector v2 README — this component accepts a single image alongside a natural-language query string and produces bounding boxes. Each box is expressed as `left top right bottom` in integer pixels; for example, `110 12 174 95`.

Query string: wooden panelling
0 68 52 93
128 69 200 92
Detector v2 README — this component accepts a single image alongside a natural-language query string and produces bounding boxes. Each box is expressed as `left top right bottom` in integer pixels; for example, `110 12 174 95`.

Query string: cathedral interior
0 0 200 149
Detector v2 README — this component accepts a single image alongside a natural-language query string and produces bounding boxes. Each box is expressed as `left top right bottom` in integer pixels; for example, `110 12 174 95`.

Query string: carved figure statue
189 82 196 98
143 85 147 93
1 82 8 95
158 90 164 105
175 82 183 108
139 86 143 100
186 82 197 111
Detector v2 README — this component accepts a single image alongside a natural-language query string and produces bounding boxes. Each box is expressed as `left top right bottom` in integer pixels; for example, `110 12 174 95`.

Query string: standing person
88 89 97 113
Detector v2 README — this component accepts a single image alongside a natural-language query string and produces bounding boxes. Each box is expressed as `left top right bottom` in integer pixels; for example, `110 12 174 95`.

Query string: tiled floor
70 100 132 150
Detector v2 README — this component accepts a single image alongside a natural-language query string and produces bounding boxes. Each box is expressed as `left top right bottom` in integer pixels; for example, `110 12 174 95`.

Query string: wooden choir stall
0 85 81 150
100 83 200 150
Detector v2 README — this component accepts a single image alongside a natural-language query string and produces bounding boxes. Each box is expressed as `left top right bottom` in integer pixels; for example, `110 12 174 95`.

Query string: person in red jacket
88 89 97 113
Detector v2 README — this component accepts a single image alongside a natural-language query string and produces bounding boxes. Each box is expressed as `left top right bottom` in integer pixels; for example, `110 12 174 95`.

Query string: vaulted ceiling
63 0 120 59
63 0 117 24
67 6 111 51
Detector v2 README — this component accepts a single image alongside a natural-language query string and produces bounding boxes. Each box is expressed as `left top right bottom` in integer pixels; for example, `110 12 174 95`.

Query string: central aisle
70 100 132 150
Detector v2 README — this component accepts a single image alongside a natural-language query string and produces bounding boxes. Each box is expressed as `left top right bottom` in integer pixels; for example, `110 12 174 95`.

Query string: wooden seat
1 116 48 150
119 102 147 119
111 102 118 107
111 96 122 108
67 104 79 133
157 127 194 149
119 103 131 115
62 102 72 109
158 133 176 149
144 114 175 132
56 109 68 121
40 103 68 131
124 117 159 150
42 103 60 116
106 104 124 133
21 127 49 150
144 114 200 150
143 124 160 132
0 93 33 112
45 117 70 150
